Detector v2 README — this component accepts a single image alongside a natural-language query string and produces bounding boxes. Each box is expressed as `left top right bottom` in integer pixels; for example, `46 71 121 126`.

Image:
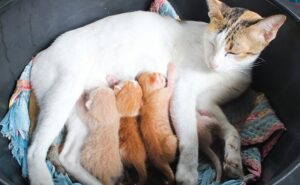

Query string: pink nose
209 63 218 70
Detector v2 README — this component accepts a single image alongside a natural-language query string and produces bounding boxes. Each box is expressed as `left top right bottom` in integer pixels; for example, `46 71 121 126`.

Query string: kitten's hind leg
27 78 83 185
59 112 102 185
200 104 244 179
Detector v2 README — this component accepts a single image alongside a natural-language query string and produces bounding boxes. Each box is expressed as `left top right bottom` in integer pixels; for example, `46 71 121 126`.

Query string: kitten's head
137 72 166 97
85 87 118 122
205 0 286 72
114 80 143 117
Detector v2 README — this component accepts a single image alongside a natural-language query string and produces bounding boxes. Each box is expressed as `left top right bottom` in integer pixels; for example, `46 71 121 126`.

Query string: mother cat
27 0 285 185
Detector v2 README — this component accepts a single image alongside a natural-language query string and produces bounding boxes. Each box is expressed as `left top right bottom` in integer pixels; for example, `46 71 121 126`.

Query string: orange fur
114 81 147 185
78 87 123 185
138 63 177 184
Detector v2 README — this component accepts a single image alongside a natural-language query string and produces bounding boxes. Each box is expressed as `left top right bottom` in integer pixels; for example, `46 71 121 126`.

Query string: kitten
197 114 222 182
114 80 147 185
78 87 123 185
138 63 177 184
28 0 286 184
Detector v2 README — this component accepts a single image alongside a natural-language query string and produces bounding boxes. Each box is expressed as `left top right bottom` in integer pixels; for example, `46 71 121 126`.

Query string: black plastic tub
0 0 299 185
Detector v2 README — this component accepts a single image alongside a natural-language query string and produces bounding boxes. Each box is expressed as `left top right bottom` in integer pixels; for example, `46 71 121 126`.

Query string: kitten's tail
156 163 174 185
134 161 147 185
203 147 222 183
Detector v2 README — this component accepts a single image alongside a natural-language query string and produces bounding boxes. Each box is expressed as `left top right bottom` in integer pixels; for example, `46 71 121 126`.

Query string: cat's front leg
170 78 199 185
198 102 244 179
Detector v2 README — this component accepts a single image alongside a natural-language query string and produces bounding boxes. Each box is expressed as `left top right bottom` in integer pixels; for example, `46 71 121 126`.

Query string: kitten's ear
150 73 158 83
85 100 92 110
114 85 122 95
206 0 228 20
249 14 286 43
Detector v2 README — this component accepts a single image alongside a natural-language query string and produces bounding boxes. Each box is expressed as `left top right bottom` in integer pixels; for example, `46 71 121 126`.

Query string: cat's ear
206 0 228 21
248 14 286 44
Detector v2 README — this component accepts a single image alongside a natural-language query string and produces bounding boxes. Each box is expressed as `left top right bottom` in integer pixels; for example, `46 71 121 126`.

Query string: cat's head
85 87 118 121
204 0 286 72
114 80 143 117
137 72 166 97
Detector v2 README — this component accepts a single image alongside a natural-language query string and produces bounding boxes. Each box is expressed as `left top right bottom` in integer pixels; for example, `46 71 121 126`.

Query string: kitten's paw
168 62 176 71
175 163 198 185
223 153 244 179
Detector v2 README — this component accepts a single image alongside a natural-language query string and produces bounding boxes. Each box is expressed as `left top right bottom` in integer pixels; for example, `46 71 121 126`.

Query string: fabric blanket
0 0 286 185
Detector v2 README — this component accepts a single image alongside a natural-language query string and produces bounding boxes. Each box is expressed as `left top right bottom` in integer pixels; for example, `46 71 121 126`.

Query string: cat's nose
208 63 218 70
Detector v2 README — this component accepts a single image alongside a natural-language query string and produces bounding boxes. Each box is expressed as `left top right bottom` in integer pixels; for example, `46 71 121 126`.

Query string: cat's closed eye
225 52 238 57
209 41 215 50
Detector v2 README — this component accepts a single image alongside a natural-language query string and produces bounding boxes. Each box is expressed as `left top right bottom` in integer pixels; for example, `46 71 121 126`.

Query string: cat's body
114 81 147 185
27 1 286 184
78 87 123 185
138 64 178 184
197 114 222 182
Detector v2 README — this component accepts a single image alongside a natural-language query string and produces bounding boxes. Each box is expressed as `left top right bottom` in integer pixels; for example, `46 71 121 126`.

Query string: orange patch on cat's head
114 80 143 117
137 72 166 97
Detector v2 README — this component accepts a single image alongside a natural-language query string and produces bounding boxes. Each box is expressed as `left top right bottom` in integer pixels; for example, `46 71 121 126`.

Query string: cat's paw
223 152 244 179
175 163 198 185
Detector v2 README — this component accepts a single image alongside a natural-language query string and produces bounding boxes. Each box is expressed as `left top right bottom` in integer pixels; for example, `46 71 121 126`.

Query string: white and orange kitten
27 0 286 184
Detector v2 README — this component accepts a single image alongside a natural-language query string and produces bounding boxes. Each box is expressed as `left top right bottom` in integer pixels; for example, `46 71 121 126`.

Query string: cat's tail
133 160 147 185
203 147 222 183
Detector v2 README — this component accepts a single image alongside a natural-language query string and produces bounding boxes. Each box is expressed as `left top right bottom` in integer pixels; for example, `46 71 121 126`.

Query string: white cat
27 0 286 185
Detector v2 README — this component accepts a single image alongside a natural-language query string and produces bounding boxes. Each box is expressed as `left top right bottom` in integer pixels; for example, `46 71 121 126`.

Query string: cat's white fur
28 11 257 185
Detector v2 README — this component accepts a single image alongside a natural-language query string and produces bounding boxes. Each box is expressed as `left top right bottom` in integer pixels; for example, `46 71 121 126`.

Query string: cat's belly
84 48 172 90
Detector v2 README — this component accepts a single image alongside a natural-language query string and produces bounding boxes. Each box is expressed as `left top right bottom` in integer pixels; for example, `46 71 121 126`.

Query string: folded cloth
238 94 287 182
197 93 286 185
150 0 180 20
0 1 286 185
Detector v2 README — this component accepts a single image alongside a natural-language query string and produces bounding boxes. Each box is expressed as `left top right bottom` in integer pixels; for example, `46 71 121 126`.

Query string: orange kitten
197 114 222 182
78 87 123 185
138 63 177 184
114 80 147 185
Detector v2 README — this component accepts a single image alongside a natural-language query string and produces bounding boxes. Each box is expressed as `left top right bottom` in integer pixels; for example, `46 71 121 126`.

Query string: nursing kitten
114 80 147 185
28 0 286 184
78 87 123 185
197 114 222 182
138 63 177 184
